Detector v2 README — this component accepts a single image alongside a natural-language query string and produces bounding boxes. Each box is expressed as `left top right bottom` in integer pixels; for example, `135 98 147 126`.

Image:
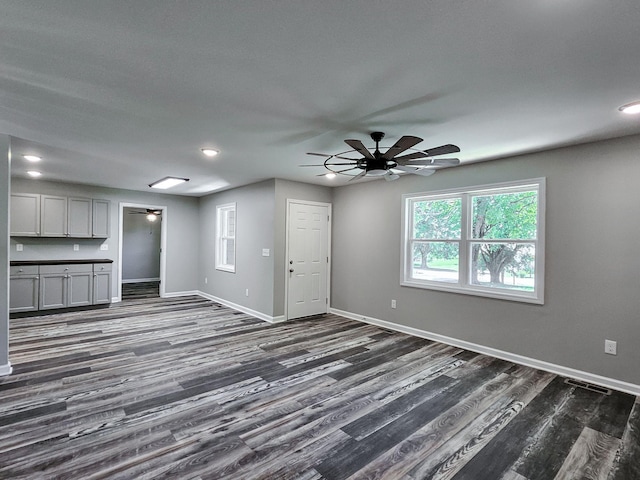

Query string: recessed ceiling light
149 176 189 189
23 155 42 162
325 173 336 179
619 101 640 115
201 148 219 157
27 170 42 177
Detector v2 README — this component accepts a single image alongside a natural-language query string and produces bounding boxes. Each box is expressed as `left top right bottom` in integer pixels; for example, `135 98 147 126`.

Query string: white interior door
287 200 330 320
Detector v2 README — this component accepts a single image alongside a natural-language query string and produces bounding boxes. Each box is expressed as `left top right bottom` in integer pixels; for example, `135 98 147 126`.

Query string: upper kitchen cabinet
92 199 110 238
40 195 68 237
68 197 93 237
10 194 111 238
10 193 40 236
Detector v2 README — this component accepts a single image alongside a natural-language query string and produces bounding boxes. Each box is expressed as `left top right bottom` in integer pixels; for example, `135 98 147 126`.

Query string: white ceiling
3 1 640 196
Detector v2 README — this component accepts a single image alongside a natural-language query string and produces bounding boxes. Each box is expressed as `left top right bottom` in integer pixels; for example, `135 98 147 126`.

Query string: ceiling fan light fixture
23 155 42 162
149 176 189 189
146 213 158 222
325 172 336 179
366 169 388 177
619 101 640 114
201 148 219 157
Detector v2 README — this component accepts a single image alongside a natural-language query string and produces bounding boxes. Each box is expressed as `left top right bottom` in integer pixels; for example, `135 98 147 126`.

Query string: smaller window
216 203 236 272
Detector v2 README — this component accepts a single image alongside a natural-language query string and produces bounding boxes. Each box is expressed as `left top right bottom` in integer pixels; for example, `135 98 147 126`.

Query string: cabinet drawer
93 263 112 273
10 265 39 276
40 264 93 275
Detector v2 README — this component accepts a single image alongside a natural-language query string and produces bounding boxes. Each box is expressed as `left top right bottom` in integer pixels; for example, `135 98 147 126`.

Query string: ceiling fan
128 208 162 222
302 132 460 181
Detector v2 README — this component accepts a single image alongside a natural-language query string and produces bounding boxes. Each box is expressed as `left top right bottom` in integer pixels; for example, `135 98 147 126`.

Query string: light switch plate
100 244 109 251
262 248 270 257
73 244 80 251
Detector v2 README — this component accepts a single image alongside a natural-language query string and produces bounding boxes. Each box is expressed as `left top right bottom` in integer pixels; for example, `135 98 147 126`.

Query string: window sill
401 279 544 305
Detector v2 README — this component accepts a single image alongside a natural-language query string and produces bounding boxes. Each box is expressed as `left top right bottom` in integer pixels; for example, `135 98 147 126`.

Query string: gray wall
331 133 640 386
122 208 161 281
199 180 276 316
0 135 9 372
10 178 199 296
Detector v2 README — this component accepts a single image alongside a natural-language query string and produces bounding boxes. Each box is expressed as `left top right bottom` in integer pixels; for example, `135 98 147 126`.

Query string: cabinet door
68 198 93 237
41 195 68 237
10 193 40 236
68 272 93 307
92 199 110 238
10 276 39 313
39 274 67 309
93 272 112 304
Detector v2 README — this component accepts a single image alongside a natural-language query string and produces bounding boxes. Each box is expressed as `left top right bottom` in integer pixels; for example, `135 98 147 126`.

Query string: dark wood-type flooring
1 296 639 479
121 281 160 300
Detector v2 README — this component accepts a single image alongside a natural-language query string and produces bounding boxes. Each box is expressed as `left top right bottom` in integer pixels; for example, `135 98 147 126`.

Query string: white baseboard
330 307 640 397
122 277 160 284
0 362 13 376
197 291 282 323
162 290 199 298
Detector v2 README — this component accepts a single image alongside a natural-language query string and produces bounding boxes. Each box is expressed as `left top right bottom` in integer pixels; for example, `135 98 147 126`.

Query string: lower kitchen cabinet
9 266 39 313
10 261 113 313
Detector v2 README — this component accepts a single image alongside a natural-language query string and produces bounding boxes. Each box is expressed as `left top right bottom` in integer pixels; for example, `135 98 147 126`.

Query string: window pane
470 243 535 291
471 190 537 240
412 198 461 239
411 241 459 283
224 239 235 265
226 210 235 237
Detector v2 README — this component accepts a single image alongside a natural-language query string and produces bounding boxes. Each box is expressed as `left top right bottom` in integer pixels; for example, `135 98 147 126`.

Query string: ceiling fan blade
345 139 375 160
411 168 437 177
422 144 461 157
392 151 428 162
384 136 423 159
307 152 333 158
349 170 367 182
384 172 400 181
394 165 418 173
334 155 361 161
431 158 460 166
299 164 329 167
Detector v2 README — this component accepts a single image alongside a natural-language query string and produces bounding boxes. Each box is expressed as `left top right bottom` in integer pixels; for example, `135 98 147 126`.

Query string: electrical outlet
73 244 79 251
245 288 249 297
391 299 397 309
204 277 208 284
605 339 617 355
100 244 108 251
16 244 23 252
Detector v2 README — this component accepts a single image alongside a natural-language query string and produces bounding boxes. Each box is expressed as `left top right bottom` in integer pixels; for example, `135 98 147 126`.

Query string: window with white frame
216 203 236 272
402 179 545 304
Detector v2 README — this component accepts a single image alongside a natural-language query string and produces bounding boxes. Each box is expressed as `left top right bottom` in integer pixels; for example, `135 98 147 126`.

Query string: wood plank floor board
1 296 638 479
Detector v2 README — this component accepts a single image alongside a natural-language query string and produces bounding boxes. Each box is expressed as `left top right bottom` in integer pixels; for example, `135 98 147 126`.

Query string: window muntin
403 179 544 304
216 203 236 272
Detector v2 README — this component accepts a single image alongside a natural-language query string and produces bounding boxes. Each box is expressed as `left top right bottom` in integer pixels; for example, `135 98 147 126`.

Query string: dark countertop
11 259 113 266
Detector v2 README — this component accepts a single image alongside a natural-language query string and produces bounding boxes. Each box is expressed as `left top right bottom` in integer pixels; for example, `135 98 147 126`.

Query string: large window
402 179 545 303
216 203 236 272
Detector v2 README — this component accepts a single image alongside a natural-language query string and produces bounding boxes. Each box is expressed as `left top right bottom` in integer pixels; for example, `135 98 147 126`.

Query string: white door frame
118 202 167 301
284 199 332 321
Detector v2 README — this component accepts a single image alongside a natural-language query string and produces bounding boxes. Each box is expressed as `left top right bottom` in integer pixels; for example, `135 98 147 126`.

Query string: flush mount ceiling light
619 101 640 115
23 155 42 162
149 176 189 189
201 148 219 157
27 170 42 177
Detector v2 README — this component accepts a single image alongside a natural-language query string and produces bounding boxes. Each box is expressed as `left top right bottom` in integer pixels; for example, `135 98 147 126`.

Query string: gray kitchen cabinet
92 199 110 238
39 265 67 310
68 197 93 237
10 193 40 236
68 264 93 307
9 265 39 313
41 195 68 237
93 263 112 304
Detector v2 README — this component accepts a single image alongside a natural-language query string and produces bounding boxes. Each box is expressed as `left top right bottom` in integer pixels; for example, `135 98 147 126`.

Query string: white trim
122 277 160 284
197 291 282 323
284 199 332 321
0 362 12 376
111 296 121 303
215 202 236 273
330 307 640 397
118 202 167 301
162 290 200 298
